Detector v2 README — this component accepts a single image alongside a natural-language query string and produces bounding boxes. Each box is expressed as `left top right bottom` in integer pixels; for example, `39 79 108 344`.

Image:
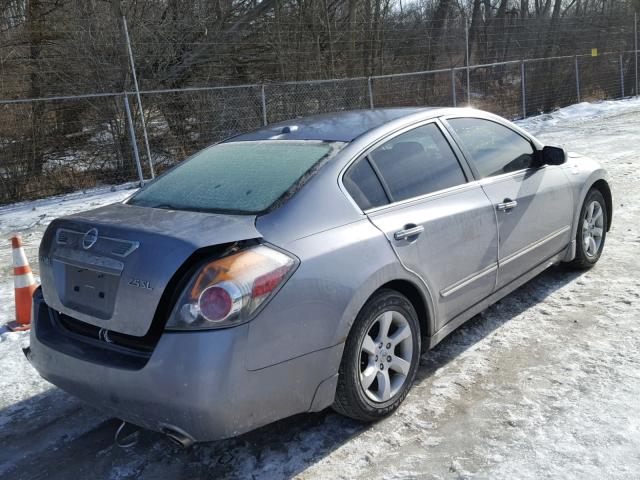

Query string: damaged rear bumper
27 290 341 442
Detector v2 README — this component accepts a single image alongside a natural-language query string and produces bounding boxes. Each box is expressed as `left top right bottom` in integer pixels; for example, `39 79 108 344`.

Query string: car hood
39 203 260 336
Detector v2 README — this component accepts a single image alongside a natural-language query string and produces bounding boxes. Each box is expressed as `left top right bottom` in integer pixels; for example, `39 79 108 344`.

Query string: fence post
465 17 471 105
261 85 268 126
368 77 374 108
520 60 526 118
635 12 638 97
451 69 457 107
575 56 581 103
620 54 625 98
123 94 145 186
122 15 155 179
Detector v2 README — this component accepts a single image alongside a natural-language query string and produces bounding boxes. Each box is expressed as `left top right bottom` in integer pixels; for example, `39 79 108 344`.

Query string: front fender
562 153 612 260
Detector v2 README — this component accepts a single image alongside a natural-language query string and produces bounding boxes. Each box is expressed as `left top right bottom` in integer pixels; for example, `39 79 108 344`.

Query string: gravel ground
0 99 639 479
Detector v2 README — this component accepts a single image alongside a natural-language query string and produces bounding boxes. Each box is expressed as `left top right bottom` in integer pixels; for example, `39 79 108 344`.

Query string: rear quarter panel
245 218 430 370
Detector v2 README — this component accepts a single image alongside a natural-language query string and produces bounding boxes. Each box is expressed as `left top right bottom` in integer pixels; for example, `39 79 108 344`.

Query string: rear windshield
128 140 342 214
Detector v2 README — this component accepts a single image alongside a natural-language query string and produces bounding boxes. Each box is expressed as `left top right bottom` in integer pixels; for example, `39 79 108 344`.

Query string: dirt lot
1 99 639 479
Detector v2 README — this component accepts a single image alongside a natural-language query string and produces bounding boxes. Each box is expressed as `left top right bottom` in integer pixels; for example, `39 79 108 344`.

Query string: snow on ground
0 99 639 479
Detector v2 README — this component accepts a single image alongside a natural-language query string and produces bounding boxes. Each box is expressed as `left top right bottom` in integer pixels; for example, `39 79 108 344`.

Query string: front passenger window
447 118 535 178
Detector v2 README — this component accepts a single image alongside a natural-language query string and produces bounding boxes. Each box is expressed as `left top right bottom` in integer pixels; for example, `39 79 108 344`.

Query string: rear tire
333 289 421 422
568 188 607 269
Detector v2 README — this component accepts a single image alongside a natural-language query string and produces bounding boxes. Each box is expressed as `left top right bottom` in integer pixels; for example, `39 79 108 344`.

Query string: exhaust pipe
161 425 196 448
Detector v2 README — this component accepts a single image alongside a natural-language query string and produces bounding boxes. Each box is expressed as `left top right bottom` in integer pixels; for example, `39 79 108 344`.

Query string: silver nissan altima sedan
27 107 611 445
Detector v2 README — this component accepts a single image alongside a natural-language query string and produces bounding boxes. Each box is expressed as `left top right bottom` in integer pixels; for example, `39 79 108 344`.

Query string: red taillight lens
252 266 290 298
199 286 232 321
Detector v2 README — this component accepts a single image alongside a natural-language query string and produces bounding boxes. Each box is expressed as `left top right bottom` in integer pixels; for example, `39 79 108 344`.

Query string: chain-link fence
0 94 143 204
1 12 639 205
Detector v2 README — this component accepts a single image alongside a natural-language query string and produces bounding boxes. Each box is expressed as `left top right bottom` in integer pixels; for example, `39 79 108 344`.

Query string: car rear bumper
28 290 342 442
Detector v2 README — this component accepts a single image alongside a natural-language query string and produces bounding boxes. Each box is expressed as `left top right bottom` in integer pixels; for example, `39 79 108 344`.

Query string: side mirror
540 146 566 166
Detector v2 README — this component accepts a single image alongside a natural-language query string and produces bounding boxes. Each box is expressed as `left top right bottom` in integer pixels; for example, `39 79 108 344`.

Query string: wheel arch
340 277 435 355
590 179 613 231
567 170 612 255
378 280 432 341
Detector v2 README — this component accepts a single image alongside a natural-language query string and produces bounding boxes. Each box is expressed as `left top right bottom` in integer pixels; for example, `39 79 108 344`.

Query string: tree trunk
347 0 357 76
371 0 382 75
28 0 46 176
362 0 372 76
427 0 453 70
468 0 482 64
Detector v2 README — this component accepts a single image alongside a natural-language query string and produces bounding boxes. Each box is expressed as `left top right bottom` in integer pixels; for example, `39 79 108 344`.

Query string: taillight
166 245 297 330
251 266 290 298
198 281 242 322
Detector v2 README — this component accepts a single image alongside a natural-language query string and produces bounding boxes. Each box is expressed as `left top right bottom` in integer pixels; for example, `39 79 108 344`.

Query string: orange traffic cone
7 235 38 332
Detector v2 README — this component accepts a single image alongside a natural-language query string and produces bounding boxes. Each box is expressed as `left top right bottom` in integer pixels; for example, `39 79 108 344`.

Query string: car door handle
496 199 518 212
394 225 424 241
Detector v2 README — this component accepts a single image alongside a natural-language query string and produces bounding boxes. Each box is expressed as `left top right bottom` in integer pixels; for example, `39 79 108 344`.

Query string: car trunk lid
39 203 260 337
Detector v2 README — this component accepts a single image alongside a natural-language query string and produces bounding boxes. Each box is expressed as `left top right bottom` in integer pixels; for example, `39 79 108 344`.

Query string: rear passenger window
447 118 535 177
343 158 389 210
368 123 467 202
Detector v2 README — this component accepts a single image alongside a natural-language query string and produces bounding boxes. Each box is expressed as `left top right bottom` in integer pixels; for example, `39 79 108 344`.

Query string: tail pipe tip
160 424 196 448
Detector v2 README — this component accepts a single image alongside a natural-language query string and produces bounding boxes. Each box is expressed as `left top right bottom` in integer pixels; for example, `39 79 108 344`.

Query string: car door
343 121 499 329
444 117 573 289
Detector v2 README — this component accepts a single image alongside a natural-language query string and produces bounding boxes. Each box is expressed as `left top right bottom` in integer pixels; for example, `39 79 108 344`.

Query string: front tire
333 289 421 422
569 188 607 269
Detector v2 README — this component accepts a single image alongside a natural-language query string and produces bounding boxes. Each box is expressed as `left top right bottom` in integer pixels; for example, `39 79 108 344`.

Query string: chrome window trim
475 163 560 187
439 115 542 182
440 113 543 150
364 179 482 215
337 117 472 215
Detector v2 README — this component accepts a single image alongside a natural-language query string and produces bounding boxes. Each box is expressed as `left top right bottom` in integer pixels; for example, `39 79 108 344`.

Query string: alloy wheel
359 310 414 403
582 200 604 258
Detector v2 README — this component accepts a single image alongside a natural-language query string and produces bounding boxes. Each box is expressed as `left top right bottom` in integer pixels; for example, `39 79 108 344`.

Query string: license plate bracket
59 264 120 319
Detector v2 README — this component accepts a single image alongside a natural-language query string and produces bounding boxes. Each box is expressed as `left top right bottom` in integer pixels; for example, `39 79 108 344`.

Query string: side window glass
447 118 535 177
343 158 389 210
368 123 467 202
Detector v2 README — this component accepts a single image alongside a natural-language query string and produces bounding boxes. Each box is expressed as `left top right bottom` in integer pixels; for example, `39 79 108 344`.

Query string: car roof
228 108 440 142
